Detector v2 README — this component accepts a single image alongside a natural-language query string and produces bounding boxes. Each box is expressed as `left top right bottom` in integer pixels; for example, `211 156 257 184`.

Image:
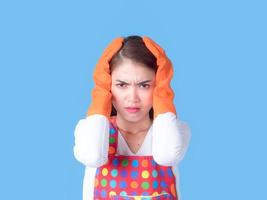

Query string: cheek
142 90 154 106
111 87 120 104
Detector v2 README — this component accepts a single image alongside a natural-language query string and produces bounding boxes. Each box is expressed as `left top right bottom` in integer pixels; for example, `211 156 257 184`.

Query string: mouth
125 107 140 113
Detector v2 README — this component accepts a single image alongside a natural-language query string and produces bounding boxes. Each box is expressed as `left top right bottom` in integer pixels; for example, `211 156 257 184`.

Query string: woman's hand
143 36 177 119
87 37 123 117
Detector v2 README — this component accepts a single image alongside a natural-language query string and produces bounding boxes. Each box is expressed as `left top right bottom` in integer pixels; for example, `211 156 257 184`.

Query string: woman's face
111 59 155 123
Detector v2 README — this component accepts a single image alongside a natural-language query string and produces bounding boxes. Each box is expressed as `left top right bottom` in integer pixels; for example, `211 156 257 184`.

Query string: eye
140 84 150 89
116 83 127 88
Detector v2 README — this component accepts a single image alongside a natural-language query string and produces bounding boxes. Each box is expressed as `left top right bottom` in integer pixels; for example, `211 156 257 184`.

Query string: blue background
0 0 266 199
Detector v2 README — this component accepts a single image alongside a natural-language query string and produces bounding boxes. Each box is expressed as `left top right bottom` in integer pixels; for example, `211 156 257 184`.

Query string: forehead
111 59 155 81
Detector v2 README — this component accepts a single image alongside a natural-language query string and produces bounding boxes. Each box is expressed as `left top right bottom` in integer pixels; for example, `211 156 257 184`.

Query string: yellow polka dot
109 191 117 197
141 170 150 179
170 183 177 197
141 159 148 167
102 168 108 176
134 197 142 200
94 178 99 187
109 146 116 154
152 192 159 196
130 181 139 189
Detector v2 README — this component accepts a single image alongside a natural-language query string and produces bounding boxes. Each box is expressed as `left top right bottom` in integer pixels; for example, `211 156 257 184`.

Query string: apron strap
108 116 118 156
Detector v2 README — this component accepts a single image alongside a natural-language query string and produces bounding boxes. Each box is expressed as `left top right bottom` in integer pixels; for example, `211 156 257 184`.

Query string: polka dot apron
93 117 178 200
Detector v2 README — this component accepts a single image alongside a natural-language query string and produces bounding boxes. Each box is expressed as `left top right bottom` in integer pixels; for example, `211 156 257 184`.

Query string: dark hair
109 35 157 120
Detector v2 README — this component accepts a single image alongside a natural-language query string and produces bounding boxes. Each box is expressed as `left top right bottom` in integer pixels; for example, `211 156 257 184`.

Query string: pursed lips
125 107 140 113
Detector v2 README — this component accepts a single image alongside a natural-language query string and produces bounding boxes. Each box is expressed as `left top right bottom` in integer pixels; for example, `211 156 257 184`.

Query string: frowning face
111 59 155 123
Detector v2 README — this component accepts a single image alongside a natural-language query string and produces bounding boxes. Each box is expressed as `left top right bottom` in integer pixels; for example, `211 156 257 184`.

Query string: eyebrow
115 80 152 84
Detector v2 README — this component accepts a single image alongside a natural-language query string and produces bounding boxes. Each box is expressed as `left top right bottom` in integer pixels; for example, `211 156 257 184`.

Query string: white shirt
73 112 191 200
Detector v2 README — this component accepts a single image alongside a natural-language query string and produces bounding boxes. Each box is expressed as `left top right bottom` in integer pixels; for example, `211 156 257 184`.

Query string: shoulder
75 114 111 135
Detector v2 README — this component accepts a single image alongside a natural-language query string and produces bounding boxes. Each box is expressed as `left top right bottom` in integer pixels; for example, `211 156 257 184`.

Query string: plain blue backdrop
0 0 266 199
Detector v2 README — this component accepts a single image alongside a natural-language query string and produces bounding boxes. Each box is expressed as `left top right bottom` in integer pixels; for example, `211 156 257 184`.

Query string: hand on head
87 36 176 119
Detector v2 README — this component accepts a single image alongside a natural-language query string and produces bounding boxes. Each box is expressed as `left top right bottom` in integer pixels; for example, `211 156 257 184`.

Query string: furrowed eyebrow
115 80 151 84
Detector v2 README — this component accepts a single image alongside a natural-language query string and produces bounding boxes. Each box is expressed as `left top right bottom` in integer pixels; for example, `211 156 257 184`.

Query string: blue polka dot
95 168 100 175
131 170 138 179
110 180 116 188
111 169 118 177
151 160 157 166
120 191 127 196
142 193 149 196
110 128 116 135
159 169 165 177
119 180 127 188
101 190 107 198
142 191 149 196
167 168 173 177
160 181 167 188
112 158 119 166
132 159 139 167
131 191 138 196
94 189 99 197
152 170 158 177
121 169 127 177
152 180 158 189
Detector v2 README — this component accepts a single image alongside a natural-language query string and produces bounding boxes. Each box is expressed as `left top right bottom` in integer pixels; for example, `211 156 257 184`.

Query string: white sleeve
152 112 191 166
73 114 110 167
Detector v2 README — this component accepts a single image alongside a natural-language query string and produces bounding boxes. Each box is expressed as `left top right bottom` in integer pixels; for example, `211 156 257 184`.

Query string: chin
118 111 149 123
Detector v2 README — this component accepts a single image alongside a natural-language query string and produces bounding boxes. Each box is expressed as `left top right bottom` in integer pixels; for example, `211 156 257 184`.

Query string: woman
74 35 191 199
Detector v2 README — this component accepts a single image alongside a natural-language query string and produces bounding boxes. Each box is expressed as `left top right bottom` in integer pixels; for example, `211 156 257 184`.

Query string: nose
127 86 140 103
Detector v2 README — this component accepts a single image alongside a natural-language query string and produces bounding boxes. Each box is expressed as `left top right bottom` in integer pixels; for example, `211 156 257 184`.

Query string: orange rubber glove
142 36 177 119
86 37 123 117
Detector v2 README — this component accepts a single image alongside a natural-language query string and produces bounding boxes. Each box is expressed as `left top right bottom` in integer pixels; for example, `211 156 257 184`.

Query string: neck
115 115 152 135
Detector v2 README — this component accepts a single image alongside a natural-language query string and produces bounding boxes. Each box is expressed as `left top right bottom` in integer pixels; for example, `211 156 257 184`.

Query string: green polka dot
122 159 129 167
101 179 107 187
109 137 115 144
141 181 150 189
